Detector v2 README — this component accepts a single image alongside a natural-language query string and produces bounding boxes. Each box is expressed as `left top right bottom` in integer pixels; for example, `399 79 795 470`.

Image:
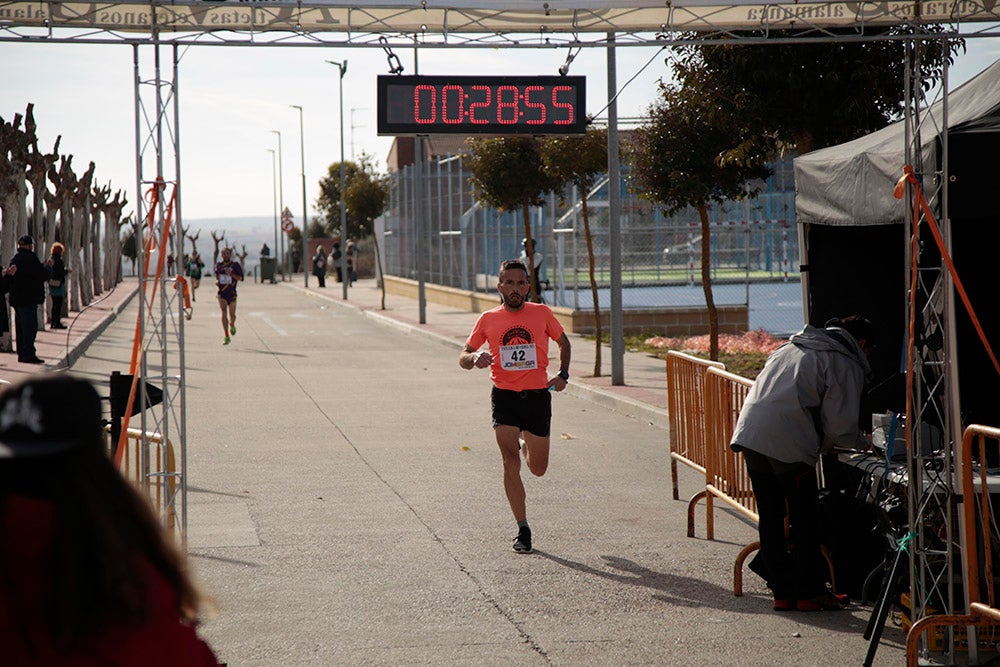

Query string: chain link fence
379 154 802 334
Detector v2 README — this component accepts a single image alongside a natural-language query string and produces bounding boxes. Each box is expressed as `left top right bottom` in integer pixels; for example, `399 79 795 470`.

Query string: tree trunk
698 203 719 361
66 200 81 312
370 221 387 310
521 204 539 303
91 206 103 295
581 193 602 377
79 202 94 305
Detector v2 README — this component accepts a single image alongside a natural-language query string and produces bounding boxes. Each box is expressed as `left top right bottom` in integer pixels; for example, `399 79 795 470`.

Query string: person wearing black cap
3 235 50 364
0 375 222 665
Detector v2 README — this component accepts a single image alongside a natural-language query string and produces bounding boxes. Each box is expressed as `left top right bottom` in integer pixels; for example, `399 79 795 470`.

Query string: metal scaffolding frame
130 35 190 543
4 3 998 655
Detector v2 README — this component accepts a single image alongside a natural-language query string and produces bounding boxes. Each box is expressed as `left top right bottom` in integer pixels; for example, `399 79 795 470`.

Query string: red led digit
496 85 518 124
523 85 545 125
551 85 574 125
441 84 464 125
468 85 491 124
414 84 436 124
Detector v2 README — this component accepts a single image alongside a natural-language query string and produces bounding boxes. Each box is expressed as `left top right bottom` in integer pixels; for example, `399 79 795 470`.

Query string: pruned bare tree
0 110 31 270
24 106 60 252
185 227 200 257
69 162 95 309
90 183 109 296
102 188 128 287
210 229 225 266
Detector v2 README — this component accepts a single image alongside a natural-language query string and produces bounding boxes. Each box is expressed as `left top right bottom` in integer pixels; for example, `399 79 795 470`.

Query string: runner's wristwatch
558 369 569 381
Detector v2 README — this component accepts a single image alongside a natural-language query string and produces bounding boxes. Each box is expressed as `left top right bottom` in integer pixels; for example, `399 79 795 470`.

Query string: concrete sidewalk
290 277 671 428
0 280 138 384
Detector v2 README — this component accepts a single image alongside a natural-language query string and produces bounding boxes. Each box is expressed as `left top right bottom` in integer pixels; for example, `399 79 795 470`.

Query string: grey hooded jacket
730 324 870 466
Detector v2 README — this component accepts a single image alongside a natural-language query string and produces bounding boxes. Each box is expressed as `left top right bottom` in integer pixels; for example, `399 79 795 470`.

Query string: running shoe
772 598 794 612
223 336 231 345
512 525 532 554
230 324 236 335
796 592 848 611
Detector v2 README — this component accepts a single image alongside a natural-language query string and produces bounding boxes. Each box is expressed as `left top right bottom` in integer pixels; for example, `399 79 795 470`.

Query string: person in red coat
0 375 222 666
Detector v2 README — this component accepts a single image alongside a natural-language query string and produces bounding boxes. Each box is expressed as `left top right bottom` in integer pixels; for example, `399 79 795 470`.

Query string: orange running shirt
466 302 565 391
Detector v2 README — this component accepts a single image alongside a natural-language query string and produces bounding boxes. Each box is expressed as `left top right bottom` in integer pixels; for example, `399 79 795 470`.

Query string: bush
633 329 787 380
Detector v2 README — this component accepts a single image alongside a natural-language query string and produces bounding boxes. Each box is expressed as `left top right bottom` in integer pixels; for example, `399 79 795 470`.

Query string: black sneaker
512 525 532 553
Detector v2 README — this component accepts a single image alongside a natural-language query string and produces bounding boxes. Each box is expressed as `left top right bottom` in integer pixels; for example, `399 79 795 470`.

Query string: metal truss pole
903 34 964 661
131 30 188 545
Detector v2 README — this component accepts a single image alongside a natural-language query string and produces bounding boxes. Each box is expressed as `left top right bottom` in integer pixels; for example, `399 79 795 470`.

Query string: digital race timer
377 75 587 136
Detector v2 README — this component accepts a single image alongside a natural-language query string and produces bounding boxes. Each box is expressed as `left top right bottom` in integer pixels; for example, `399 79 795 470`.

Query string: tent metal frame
3 4 994 658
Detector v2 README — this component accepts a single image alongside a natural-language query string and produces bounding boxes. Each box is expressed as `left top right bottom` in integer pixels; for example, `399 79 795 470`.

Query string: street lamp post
266 148 278 284
270 130 286 280
291 104 309 287
326 59 348 299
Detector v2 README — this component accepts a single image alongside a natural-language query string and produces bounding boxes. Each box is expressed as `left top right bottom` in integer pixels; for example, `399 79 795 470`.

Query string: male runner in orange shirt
459 259 571 553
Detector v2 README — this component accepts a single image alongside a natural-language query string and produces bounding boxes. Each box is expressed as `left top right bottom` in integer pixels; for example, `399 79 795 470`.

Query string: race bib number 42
500 343 538 372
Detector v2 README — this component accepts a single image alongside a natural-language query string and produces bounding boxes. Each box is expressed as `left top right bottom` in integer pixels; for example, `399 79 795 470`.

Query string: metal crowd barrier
666 351 725 501
700 367 765 596
906 424 1000 665
105 426 179 532
698 366 757 539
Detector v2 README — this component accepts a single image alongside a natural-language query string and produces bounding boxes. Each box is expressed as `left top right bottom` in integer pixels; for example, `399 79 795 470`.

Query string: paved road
62 278 904 667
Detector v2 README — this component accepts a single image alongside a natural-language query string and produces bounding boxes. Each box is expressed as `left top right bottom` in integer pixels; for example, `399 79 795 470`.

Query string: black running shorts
491 386 552 437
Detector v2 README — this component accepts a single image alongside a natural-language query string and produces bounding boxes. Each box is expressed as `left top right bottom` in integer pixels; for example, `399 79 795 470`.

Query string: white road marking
248 311 288 336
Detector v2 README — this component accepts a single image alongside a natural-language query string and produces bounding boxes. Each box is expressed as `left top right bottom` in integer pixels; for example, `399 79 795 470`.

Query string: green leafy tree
316 159 365 239
627 77 773 360
307 218 326 238
670 29 963 154
464 137 559 303
344 157 389 309
541 128 608 376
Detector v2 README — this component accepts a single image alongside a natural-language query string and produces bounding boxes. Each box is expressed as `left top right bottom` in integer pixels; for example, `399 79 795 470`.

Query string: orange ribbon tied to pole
896 164 1000 380
174 275 193 320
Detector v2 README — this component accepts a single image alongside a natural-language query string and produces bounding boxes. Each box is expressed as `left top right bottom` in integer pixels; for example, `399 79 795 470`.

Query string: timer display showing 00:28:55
377 75 587 135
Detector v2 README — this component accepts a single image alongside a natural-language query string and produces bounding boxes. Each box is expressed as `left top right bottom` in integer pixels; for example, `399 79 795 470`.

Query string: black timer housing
377 74 587 136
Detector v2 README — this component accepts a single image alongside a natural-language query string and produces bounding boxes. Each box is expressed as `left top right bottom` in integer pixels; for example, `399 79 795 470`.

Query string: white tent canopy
794 56 1000 227
2 0 1000 36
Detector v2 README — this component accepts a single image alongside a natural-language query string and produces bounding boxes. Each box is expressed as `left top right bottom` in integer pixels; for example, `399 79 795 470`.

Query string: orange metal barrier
906 424 1000 664
696 367 756 547
104 426 178 531
666 351 725 500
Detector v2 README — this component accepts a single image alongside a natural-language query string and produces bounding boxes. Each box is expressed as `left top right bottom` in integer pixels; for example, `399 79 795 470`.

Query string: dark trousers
14 305 38 361
51 296 64 326
742 448 826 600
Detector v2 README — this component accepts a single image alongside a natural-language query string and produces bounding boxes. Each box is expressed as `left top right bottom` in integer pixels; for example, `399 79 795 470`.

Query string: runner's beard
503 291 525 309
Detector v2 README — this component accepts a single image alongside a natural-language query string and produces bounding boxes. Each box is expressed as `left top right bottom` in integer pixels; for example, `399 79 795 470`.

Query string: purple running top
215 261 243 303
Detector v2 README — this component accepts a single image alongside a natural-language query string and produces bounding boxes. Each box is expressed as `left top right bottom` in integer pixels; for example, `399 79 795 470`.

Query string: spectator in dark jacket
4 235 50 364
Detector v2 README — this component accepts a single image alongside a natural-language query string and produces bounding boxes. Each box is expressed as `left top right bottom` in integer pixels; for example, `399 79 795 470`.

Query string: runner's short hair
499 259 528 277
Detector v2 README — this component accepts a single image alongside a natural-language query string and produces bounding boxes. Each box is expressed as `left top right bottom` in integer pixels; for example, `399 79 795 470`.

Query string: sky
3 34 1000 228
